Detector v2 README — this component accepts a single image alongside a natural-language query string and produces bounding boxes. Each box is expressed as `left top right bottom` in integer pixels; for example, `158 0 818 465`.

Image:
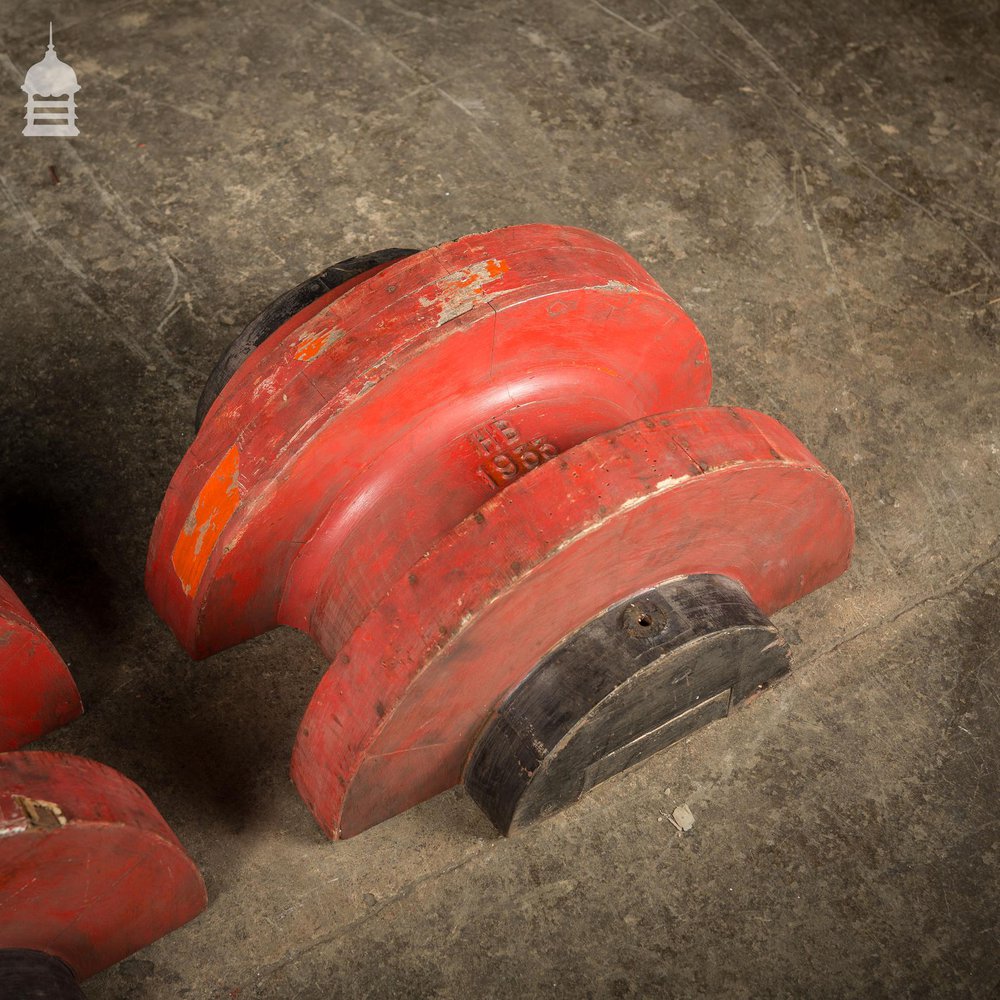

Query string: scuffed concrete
0 0 997 996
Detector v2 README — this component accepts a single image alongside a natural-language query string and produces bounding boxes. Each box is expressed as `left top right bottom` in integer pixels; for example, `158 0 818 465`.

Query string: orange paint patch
445 257 509 291
293 323 342 362
172 445 241 597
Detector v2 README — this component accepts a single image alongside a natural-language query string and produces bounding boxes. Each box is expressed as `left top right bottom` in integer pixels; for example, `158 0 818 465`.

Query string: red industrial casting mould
149 225 711 659
146 223 854 839
0 575 82 751
0 752 207 998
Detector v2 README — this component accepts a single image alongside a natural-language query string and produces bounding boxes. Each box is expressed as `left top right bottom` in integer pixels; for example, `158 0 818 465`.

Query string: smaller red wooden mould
0 752 207 998
0 578 206 996
147 224 854 839
0 574 82 751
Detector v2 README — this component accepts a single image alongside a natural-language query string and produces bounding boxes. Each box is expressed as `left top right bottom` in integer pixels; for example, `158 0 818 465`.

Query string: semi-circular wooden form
291 407 854 839
0 577 81 751
146 224 711 660
0 752 207 981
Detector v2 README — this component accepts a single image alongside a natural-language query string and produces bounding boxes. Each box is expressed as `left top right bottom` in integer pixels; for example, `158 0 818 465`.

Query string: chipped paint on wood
591 279 638 294
0 793 29 836
172 445 241 597
420 257 510 326
293 321 345 362
12 794 67 830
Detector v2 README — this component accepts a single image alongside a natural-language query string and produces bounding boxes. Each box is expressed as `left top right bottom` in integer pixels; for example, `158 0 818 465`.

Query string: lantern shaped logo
22 24 80 137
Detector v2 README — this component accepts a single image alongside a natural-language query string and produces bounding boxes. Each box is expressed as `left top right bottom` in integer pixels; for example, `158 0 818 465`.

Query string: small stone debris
668 804 695 832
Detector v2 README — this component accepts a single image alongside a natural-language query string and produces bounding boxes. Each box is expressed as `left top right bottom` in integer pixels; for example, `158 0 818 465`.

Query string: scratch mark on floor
309 2 489 136
633 2 1000 280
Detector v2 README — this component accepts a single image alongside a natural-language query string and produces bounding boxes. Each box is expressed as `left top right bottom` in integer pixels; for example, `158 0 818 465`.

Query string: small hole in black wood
638 615 652 627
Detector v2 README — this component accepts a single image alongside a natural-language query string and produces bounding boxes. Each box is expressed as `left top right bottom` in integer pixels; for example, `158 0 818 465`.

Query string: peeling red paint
293 322 343 362
423 257 511 326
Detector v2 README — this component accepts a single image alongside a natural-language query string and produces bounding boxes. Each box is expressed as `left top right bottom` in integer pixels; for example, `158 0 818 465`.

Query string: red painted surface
0 577 82 751
291 406 854 838
0 752 206 980
147 225 712 659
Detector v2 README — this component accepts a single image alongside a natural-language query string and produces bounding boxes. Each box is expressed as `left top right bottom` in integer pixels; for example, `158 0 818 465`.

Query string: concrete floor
1 0 998 996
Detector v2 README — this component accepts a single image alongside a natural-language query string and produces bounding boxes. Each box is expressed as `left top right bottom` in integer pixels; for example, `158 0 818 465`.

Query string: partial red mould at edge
0 751 207 982
0 576 82 751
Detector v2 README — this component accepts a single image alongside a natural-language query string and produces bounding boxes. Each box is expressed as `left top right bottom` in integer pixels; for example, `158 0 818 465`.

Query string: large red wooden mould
147 224 854 840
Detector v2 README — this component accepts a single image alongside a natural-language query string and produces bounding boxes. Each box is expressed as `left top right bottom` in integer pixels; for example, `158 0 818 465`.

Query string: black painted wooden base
465 574 791 834
0 949 85 999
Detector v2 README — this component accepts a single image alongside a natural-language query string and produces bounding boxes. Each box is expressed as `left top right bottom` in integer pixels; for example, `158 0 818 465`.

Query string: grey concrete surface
1 0 997 997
